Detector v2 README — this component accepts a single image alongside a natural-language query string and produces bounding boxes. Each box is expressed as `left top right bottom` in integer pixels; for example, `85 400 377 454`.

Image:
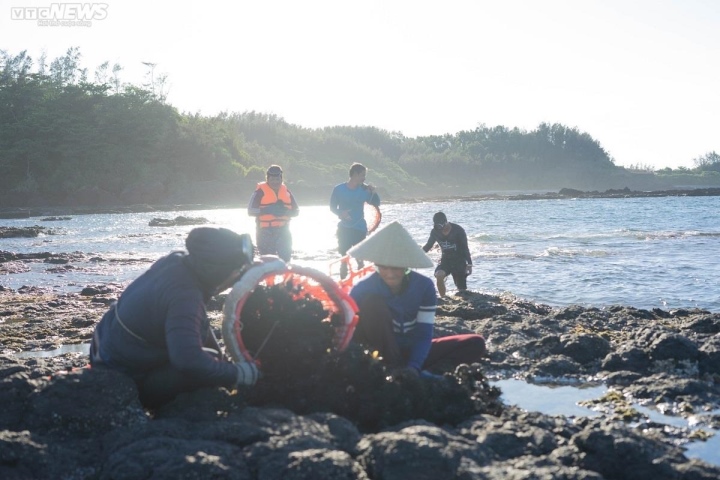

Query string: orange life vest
257 182 292 228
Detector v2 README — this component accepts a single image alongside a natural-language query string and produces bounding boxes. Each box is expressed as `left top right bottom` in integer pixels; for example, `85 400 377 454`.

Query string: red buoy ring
222 257 359 363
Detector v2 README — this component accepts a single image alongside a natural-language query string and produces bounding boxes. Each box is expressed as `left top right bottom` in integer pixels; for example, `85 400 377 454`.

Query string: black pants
337 227 367 278
337 226 367 256
436 261 468 290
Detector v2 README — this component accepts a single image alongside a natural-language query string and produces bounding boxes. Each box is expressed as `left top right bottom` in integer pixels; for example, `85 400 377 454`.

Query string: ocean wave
539 247 610 258
628 230 720 241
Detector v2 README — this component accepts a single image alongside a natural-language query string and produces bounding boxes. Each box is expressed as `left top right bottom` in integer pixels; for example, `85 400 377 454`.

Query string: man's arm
458 226 472 265
165 293 239 387
247 189 264 217
287 190 300 218
421 231 436 253
368 190 380 207
405 281 437 371
330 186 349 220
329 186 341 216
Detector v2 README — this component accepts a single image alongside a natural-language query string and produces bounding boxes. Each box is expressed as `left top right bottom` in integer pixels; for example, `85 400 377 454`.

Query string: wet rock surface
0 225 57 238
1 287 719 479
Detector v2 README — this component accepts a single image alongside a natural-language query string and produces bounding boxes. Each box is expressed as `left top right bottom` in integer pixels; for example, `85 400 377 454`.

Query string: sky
1 0 718 169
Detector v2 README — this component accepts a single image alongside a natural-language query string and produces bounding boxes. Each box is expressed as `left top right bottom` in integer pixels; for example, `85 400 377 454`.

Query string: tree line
1 48 717 208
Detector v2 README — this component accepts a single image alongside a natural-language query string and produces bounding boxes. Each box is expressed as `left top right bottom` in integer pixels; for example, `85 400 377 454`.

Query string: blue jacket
90 252 238 388
350 271 436 370
329 183 380 232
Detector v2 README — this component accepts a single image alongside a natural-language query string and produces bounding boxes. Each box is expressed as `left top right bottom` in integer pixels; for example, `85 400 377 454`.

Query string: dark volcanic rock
555 333 612 365
1 289 719 479
0 225 55 238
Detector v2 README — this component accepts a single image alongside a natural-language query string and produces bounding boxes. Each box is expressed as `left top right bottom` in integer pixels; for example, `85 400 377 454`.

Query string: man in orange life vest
247 165 299 262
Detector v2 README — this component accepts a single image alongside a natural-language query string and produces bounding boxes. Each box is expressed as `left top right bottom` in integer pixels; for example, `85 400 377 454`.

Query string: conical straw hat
348 221 433 268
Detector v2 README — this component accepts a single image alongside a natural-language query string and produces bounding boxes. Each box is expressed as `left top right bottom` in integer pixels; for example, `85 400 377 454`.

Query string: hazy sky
2 0 718 169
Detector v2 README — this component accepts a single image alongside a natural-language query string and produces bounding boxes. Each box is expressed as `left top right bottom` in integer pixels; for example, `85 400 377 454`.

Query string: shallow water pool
495 378 720 467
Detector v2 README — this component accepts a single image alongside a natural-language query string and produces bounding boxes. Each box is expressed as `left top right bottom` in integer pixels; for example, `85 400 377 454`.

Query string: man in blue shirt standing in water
330 162 380 279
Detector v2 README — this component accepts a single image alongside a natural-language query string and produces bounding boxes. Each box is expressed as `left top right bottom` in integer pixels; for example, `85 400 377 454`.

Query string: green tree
692 151 720 171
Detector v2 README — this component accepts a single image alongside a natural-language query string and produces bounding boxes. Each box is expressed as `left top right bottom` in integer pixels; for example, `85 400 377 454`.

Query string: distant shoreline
2 186 720 219
405 186 720 204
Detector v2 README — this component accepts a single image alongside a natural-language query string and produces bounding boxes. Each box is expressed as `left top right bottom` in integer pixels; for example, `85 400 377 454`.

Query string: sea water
497 379 720 466
2 195 720 312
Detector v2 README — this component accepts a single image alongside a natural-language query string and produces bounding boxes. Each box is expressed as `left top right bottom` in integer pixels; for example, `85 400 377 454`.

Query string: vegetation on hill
1 48 717 208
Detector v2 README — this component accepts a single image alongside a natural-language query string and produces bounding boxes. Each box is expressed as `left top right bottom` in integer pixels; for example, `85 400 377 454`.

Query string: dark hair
433 212 447 225
266 164 283 176
349 163 366 177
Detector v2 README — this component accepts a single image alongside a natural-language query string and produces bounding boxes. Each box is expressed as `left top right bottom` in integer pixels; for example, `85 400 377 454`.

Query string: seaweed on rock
239 282 503 432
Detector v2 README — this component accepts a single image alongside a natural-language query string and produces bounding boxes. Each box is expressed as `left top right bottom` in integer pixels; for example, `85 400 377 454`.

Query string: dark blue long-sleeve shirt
91 252 238 388
350 271 436 370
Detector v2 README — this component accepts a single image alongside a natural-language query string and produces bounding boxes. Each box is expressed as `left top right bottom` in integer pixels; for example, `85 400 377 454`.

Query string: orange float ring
222 257 359 364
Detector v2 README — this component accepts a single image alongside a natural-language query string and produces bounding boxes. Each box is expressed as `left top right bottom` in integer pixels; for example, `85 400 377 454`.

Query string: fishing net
222 258 359 373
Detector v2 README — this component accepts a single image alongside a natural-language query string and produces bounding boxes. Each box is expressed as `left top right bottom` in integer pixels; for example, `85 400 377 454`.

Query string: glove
466 265 473 275
266 203 287 216
234 361 260 386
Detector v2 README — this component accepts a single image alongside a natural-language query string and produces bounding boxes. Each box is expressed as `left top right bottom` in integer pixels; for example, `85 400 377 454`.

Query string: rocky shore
1 278 719 479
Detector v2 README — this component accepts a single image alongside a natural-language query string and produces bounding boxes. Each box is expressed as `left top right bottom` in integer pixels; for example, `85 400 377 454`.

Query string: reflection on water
494 378 719 467
685 435 720 467
495 379 605 418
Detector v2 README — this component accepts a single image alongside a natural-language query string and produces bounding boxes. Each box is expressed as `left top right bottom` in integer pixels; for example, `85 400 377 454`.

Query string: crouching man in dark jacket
90 227 259 408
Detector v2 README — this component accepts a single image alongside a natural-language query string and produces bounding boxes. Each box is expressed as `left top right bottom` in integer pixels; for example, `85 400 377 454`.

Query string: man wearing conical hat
348 221 487 377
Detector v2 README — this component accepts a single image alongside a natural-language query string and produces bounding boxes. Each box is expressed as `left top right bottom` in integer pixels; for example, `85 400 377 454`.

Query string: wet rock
0 226 55 238
572 418 687 480
0 260 30 274
357 423 490 479
1 289 720 478
649 333 700 363
555 333 612 365
603 370 644 387
103 437 251 479
90 294 117 305
699 337 720 375
24 368 147 438
530 354 582 377
80 284 119 296
44 257 69 264
554 305 586 320
682 314 720 334
601 346 651 373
